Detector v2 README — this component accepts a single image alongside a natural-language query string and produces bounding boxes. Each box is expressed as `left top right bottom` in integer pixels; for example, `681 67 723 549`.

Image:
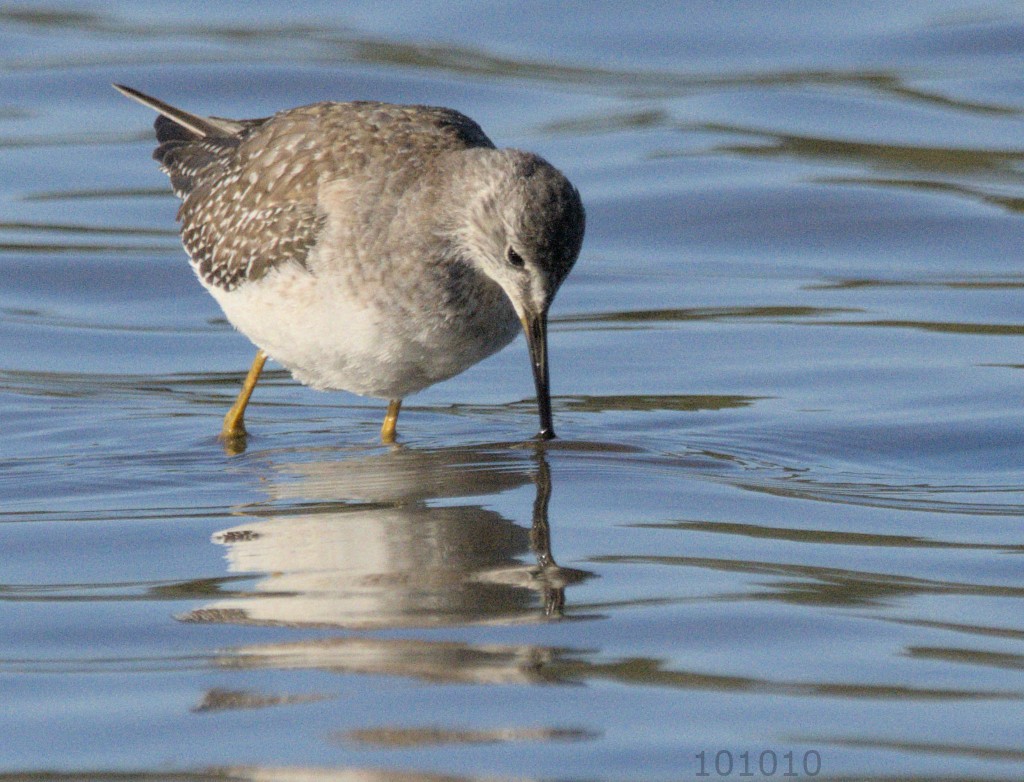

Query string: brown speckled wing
151 100 494 292
153 112 323 291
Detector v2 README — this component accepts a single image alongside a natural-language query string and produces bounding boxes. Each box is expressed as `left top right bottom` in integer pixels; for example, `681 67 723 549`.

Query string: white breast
206 261 520 400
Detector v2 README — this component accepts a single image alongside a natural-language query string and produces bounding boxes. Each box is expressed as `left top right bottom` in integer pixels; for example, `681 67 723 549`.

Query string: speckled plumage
156 101 494 292
116 84 585 439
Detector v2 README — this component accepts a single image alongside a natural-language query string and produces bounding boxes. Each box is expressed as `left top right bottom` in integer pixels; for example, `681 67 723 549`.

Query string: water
3 2 1024 780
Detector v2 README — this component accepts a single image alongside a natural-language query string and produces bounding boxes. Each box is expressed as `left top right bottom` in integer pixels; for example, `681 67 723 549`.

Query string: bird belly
205 263 520 399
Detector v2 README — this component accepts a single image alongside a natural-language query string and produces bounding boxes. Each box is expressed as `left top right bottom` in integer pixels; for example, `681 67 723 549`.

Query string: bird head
453 149 585 439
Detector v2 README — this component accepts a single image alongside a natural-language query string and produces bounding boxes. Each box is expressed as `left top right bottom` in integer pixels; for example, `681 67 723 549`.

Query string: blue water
3 2 1024 780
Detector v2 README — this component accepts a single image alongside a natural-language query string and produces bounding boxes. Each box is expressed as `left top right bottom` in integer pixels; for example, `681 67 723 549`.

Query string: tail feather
113 84 243 139
114 84 248 198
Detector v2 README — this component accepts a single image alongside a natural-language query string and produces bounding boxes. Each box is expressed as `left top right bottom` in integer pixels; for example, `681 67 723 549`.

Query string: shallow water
3 2 1024 780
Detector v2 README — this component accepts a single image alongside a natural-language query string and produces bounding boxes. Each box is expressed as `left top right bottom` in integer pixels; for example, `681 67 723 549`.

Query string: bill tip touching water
113 83 585 446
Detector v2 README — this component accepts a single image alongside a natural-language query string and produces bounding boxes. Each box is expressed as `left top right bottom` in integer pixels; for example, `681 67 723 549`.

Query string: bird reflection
181 443 589 631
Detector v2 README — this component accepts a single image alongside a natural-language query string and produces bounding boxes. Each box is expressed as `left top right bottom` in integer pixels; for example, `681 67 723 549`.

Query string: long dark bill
522 310 555 440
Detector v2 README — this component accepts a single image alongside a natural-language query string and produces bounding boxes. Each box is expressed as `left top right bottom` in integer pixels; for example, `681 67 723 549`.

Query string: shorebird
114 85 585 444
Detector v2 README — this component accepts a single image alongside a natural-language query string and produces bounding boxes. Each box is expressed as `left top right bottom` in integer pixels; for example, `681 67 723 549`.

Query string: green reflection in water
558 305 858 327
818 176 1024 216
886 616 1024 641
704 122 1024 175
0 219 176 254
807 277 1024 290
841 319 1024 336
635 519 1024 551
905 646 1024 671
590 553 1024 607
560 394 760 413
0 369 293 399
547 654 1019 700
541 108 671 136
23 187 170 202
0 7 100 28
0 240 172 254
0 220 175 237
821 736 1024 763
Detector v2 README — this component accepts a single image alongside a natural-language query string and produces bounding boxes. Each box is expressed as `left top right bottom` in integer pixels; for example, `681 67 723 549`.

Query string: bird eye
507 247 525 268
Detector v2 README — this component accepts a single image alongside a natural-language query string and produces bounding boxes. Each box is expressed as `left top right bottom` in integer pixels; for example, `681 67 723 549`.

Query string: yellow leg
222 349 267 440
381 398 402 444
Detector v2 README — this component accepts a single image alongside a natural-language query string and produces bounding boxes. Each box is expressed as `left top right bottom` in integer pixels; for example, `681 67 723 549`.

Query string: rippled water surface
3 2 1024 780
